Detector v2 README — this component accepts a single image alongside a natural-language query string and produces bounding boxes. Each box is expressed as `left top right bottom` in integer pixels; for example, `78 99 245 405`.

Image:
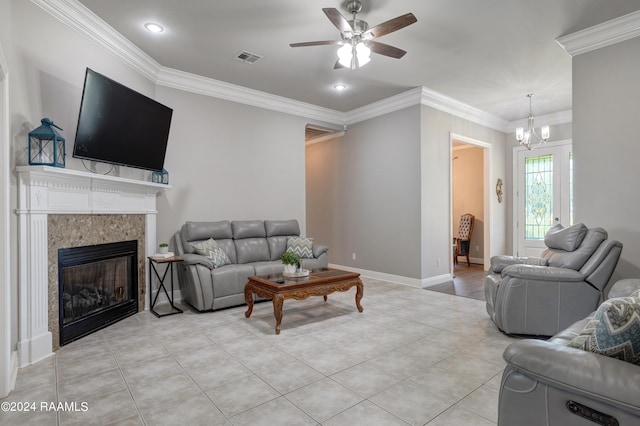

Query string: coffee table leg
273 294 284 334
355 282 364 312
244 285 254 318
323 295 327 302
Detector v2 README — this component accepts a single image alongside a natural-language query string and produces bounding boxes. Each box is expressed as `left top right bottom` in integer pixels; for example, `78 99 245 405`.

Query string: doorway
450 134 491 273
514 140 573 257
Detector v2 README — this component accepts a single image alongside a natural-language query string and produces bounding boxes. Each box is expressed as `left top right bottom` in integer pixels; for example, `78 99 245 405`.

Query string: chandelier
516 94 550 150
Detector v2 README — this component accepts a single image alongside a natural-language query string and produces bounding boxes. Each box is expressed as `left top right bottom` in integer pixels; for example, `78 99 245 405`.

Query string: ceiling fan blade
334 60 346 70
323 8 353 33
290 40 342 48
364 13 417 38
367 41 407 59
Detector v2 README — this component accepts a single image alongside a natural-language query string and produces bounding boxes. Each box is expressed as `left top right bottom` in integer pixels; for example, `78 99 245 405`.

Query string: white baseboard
329 264 453 289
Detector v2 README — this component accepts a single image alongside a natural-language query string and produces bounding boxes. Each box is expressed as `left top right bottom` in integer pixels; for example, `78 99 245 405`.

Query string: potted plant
158 243 169 254
281 251 300 275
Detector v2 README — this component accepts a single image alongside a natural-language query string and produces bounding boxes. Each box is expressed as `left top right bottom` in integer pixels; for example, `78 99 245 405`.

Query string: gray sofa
485 223 622 336
499 282 640 425
174 219 328 311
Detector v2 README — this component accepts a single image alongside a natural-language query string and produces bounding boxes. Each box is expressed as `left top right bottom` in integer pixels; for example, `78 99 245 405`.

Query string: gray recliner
485 223 622 336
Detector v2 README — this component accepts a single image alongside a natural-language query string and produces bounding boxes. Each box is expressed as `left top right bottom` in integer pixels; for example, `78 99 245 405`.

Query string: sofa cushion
232 220 266 239
235 238 270 264
184 221 233 242
544 223 587 252
287 237 314 258
568 290 640 365
267 236 289 261
265 220 300 237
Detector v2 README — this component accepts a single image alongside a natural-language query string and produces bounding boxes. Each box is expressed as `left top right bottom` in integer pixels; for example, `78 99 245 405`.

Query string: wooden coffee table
244 268 363 334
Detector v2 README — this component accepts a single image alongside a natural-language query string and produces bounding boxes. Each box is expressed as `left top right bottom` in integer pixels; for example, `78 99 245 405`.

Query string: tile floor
0 277 519 425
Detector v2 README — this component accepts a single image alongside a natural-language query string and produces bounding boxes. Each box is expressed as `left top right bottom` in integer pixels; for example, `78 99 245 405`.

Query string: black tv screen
73 68 173 172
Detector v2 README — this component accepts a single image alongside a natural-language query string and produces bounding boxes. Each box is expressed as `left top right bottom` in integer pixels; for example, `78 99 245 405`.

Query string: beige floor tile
323 400 409 426
113 340 170 366
426 405 495 426
120 354 184 383
331 363 402 398
129 371 202 411
58 368 126 401
140 393 228 426
230 396 316 426
433 352 504 383
409 367 484 403
56 340 111 364
369 380 451 426
367 350 426 380
254 358 324 394
285 377 363 422
170 343 227 370
456 384 500 422
58 389 138 426
298 346 360 376
205 374 280 417
186 355 253 390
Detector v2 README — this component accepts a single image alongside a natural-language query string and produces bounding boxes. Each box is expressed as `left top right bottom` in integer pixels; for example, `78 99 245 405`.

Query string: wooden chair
454 213 475 266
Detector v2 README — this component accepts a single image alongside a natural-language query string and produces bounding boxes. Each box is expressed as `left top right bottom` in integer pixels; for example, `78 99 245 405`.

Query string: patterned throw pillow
192 238 218 256
569 290 640 365
208 247 231 268
286 237 314 259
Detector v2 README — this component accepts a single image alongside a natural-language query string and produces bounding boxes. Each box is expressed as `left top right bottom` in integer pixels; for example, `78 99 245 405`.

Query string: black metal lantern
28 118 65 168
152 168 169 185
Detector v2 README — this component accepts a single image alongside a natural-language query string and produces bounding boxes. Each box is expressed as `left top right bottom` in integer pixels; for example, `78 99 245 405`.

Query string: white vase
283 264 296 275
158 246 169 254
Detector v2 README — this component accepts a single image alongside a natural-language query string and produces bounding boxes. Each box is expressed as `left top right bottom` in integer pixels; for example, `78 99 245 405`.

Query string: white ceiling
77 0 640 122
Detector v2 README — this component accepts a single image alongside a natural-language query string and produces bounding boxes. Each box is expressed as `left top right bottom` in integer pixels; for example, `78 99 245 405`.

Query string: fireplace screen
58 240 138 345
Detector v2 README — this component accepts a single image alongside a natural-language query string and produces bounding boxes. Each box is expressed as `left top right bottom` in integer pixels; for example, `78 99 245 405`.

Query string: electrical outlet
352 253 356 260
476 245 480 252
437 258 441 267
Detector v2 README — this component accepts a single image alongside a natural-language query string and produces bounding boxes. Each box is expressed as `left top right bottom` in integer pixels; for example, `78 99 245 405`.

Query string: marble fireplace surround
17 166 167 366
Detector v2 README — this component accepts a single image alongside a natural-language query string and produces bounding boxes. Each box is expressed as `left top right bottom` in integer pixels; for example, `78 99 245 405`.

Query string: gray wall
155 85 310 247
573 36 640 281
306 104 508 283
306 106 422 278
419 106 507 279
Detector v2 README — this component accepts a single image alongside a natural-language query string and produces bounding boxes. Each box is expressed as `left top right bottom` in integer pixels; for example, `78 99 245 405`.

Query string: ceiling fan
290 0 417 70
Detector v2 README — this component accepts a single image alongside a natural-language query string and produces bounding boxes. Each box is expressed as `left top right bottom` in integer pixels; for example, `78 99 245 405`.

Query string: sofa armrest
502 265 584 282
490 255 545 273
313 244 328 258
503 339 640 415
180 253 214 269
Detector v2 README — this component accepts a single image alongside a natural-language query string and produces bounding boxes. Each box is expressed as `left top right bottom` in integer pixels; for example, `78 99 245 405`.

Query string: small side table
148 256 184 317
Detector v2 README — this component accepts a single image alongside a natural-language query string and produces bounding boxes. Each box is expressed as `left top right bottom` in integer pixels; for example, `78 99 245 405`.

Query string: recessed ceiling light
333 84 347 91
144 23 164 33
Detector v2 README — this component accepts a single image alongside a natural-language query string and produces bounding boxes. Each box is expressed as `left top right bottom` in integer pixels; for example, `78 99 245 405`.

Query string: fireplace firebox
58 240 138 345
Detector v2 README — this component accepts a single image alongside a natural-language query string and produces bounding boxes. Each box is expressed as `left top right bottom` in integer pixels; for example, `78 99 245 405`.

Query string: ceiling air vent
235 50 262 64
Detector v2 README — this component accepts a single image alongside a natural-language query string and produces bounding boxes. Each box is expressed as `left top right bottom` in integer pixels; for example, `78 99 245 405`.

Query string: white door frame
0 42 13 398
450 133 492 270
512 139 572 256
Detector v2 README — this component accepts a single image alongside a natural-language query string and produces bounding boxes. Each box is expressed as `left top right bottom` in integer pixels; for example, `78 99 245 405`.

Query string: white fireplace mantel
16 166 168 366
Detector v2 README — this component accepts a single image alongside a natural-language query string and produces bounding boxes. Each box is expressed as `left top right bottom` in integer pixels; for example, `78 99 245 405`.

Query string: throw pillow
286 237 314 259
208 247 231 268
568 290 640 365
192 238 218 256
544 223 588 252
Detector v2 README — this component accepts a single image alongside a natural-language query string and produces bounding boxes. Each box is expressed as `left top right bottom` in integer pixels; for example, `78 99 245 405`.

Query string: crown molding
506 109 573 133
33 0 508 132
156 68 344 125
420 87 509 132
344 87 422 125
556 10 640 56
31 0 161 81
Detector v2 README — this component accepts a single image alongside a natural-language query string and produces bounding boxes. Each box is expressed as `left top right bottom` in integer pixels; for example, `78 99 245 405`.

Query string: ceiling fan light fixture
337 42 371 69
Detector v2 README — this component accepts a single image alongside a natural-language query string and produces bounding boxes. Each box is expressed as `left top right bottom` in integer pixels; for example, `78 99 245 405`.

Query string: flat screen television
73 68 173 172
